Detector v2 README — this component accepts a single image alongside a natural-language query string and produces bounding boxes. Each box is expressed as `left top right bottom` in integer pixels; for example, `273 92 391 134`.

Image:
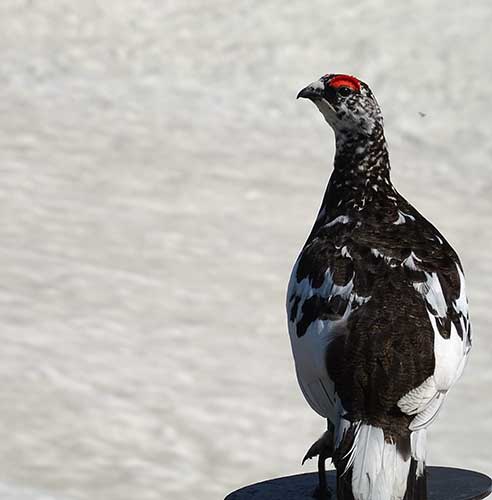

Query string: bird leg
315 447 330 500
302 431 333 500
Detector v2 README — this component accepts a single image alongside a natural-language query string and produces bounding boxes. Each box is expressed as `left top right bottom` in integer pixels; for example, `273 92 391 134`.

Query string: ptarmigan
286 74 471 500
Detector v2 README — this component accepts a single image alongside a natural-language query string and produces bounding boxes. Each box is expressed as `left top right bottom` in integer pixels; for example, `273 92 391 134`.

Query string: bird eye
337 86 352 97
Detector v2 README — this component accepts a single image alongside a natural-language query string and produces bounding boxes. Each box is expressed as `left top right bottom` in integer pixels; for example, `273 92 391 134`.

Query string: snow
0 1 491 500
0 483 65 500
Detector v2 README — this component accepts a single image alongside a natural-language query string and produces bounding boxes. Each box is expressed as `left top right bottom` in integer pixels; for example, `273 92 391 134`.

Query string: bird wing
287 233 369 425
397 261 472 430
286 262 343 423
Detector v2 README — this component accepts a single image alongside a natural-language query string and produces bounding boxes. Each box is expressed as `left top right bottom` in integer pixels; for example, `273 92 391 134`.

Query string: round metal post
225 467 491 500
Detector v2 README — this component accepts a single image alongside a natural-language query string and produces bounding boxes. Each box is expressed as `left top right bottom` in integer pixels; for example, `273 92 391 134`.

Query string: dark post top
225 467 491 500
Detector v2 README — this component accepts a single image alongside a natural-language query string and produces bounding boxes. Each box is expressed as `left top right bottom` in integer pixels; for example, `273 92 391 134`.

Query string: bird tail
334 420 427 500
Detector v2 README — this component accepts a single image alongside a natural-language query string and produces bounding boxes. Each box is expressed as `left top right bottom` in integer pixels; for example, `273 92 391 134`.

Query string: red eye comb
329 75 361 92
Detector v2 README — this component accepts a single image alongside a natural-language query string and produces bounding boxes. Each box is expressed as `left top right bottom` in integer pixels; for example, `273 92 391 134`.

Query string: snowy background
0 1 491 499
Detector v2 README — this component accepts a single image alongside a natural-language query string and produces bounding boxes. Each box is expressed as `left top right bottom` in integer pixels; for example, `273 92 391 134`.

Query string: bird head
297 74 383 137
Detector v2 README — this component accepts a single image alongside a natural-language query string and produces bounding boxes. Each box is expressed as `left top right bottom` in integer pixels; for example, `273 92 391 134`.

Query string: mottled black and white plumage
287 74 471 500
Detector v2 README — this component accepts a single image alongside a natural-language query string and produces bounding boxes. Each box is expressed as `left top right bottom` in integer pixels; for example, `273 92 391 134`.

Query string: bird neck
320 124 395 215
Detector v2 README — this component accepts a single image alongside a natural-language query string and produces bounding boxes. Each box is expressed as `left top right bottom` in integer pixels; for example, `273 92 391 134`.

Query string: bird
286 73 471 500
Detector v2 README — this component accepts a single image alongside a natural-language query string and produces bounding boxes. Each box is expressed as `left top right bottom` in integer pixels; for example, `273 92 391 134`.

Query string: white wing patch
398 263 471 433
340 245 352 259
402 251 421 271
393 210 416 225
413 271 447 317
325 214 350 228
287 258 370 422
398 376 436 415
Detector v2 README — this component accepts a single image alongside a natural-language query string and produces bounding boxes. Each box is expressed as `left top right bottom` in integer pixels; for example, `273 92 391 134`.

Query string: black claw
302 449 316 465
302 439 322 465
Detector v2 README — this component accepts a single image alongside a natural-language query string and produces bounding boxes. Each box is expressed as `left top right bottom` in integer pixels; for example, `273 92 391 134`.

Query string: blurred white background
0 1 491 499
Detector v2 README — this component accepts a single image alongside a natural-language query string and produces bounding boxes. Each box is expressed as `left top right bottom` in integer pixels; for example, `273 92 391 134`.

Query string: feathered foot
302 432 333 500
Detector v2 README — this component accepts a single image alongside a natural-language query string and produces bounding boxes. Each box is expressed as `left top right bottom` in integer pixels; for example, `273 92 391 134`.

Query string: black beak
297 82 324 100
